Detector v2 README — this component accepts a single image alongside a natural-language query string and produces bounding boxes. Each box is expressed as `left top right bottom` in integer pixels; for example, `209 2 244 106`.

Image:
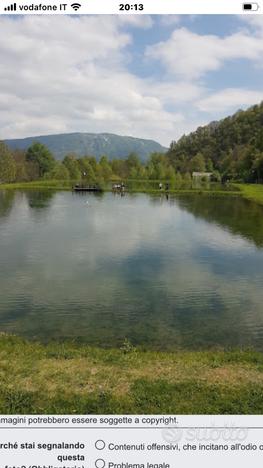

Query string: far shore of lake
1 180 263 205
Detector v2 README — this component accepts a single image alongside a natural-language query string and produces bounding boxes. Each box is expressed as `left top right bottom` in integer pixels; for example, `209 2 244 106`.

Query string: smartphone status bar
0 0 262 15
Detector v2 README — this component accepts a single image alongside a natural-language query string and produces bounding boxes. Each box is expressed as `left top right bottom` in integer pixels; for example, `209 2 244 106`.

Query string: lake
0 189 263 350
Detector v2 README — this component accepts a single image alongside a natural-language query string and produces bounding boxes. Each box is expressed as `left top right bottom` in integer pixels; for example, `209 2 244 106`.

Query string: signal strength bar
4 3 17 10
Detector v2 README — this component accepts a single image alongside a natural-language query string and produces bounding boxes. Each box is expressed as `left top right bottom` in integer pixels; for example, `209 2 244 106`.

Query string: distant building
192 172 213 179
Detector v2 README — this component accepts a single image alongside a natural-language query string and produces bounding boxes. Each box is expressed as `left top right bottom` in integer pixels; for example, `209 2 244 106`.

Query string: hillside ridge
4 132 167 162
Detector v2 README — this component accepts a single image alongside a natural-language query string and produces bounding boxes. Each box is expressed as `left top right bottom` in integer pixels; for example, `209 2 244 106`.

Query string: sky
0 14 263 146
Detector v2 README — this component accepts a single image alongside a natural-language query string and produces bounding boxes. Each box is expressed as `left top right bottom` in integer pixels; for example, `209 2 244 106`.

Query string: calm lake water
0 189 263 350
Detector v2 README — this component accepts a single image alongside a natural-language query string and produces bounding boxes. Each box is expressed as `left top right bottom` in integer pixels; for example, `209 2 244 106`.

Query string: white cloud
197 88 263 113
150 81 204 104
239 14 263 34
145 27 263 79
117 14 154 29
0 15 263 148
0 16 183 145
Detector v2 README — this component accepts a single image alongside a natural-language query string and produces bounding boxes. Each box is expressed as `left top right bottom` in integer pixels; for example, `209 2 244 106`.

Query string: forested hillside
168 102 263 182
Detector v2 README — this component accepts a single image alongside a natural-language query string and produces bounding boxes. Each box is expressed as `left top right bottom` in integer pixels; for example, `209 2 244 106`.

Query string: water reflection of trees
0 190 15 219
172 195 263 248
25 190 55 210
72 191 105 201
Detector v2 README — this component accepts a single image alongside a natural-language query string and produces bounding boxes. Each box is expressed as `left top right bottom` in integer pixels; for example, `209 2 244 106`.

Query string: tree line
1 101 263 185
0 141 191 186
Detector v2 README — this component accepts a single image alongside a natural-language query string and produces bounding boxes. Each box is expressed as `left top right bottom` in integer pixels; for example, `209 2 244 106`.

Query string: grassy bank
2 180 263 211
236 184 263 205
1 334 263 414
0 179 241 196
0 180 74 190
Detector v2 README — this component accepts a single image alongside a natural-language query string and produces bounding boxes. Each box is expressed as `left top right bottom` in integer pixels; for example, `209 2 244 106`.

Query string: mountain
167 102 263 182
4 132 167 162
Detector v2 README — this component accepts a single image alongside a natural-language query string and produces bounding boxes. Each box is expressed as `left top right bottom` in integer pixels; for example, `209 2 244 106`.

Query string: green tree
206 158 214 172
44 162 70 180
126 152 141 176
26 142 55 178
145 162 156 180
63 154 81 180
183 172 192 187
99 155 112 180
174 172 183 187
190 153 206 172
211 170 221 182
78 158 96 182
165 165 176 180
155 162 165 180
253 153 263 182
12 149 28 181
111 159 127 179
0 142 16 182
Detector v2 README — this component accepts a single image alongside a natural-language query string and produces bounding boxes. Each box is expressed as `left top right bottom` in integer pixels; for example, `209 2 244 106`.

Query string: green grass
2 180 263 207
1 334 263 414
0 180 241 196
0 180 74 190
236 184 263 205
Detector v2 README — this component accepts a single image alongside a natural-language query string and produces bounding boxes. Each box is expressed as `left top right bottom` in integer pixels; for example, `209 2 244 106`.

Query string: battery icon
243 3 260 10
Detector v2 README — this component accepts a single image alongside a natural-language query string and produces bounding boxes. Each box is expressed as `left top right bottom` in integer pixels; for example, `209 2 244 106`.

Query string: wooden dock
73 185 103 192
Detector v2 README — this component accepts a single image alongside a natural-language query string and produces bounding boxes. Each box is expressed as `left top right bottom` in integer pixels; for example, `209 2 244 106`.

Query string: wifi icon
71 2 81 10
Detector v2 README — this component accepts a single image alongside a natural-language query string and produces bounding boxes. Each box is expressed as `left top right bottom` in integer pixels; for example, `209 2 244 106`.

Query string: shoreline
1 181 263 205
1 334 263 414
